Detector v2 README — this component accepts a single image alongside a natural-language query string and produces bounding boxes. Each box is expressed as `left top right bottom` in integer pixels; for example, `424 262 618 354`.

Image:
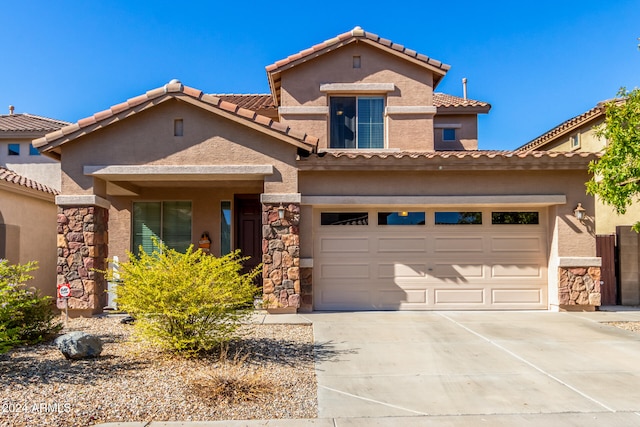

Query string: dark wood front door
235 195 262 276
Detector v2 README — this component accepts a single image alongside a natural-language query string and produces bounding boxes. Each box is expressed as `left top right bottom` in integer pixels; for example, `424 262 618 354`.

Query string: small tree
113 242 260 357
587 87 640 232
0 260 61 354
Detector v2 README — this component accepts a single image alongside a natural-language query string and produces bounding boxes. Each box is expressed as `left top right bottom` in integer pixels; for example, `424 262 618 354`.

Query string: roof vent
9 105 14 115
169 79 181 84
462 78 468 100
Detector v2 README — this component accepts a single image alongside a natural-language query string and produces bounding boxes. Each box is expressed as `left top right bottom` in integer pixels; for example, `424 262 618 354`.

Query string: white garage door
313 208 548 310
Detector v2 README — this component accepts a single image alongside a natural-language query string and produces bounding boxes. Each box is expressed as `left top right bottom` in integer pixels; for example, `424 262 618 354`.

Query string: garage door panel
377 237 426 252
434 237 484 252
433 264 484 279
378 263 427 278
435 289 485 304
320 263 370 279
320 237 369 253
491 236 543 252
492 288 544 304
319 287 371 306
378 289 427 305
491 264 542 278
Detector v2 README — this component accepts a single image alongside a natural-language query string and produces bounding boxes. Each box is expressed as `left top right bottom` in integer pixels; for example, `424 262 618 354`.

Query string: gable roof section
266 27 451 106
517 105 604 152
0 166 59 196
33 80 319 159
0 113 70 138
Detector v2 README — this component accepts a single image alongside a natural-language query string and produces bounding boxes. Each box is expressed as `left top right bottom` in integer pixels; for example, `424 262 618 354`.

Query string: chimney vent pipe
462 78 468 100
9 105 14 115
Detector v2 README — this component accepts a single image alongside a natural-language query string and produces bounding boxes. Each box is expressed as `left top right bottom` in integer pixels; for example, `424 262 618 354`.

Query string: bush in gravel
112 241 260 357
0 260 61 354
187 353 276 403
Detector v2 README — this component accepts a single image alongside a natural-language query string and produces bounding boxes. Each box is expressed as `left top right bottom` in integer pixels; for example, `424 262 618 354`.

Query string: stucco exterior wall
1 139 61 190
434 114 479 150
0 186 57 298
543 120 605 152
61 100 300 196
278 43 436 150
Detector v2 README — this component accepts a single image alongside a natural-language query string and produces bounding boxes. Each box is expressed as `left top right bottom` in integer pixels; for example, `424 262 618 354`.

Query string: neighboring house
34 27 600 315
518 102 640 305
0 166 58 298
0 107 69 190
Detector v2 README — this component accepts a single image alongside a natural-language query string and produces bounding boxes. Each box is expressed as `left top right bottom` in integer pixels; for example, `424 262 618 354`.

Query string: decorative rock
54 331 103 360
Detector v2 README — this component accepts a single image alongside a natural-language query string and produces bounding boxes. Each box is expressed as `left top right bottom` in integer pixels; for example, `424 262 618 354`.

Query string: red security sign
57 283 71 298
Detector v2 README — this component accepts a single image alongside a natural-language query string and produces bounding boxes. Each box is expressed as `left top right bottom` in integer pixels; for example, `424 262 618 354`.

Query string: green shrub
0 260 61 354
113 242 260 357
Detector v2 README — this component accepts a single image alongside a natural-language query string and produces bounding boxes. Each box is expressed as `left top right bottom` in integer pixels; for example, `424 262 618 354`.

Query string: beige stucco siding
61 99 300 195
278 43 436 150
434 114 479 150
543 121 605 152
0 187 57 298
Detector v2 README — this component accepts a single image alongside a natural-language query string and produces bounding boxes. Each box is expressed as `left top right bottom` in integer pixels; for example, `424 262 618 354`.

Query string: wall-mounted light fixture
277 203 286 220
574 203 586 221
398 211 409 217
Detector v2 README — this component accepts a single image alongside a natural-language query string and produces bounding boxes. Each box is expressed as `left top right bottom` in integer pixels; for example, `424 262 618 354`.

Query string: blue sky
1 1 638 150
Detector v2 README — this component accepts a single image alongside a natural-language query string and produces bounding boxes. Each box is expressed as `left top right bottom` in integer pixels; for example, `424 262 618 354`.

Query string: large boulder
54 331 103 360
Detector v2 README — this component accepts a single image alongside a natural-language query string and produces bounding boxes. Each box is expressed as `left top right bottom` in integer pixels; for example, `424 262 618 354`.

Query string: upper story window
443 128 457 141
570 133 580 149
330 96 384 149
8 144 20 156
29 144 40 156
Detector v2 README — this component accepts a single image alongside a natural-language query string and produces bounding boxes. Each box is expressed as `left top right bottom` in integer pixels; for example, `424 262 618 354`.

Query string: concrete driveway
307 310 640 426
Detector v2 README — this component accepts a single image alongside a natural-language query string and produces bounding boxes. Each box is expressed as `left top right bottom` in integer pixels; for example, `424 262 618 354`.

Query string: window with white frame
570 133 580 149
132 201 192 255
330 96 384 149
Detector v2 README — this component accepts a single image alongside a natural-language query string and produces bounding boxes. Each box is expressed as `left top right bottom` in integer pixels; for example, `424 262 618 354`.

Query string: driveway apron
306 310 640 420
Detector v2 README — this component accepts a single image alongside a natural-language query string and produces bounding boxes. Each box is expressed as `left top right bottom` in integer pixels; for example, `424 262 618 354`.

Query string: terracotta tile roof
266 27 451 106
299 150 600 170
433 93 490 110
34 80 318 157
215 94 277 112
0 113 70 133
0 166 59 195
313 150 599 160
517 105 604 152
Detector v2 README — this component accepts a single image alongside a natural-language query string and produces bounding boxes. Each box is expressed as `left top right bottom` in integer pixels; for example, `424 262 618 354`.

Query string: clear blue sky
1 1 638 150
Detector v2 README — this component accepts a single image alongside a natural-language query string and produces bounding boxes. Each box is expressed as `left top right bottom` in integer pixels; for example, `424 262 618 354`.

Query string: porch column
55 195 110 316
260 193 301 312
557 257 602 311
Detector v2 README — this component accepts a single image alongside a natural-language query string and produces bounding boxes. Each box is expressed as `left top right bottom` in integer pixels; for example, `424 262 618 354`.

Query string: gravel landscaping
0 316 317 427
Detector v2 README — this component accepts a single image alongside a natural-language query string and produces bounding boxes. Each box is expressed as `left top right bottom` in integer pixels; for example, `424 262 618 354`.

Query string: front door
235 194 262 276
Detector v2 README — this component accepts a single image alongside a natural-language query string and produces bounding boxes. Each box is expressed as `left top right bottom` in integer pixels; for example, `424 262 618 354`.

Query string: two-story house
34 27 600 315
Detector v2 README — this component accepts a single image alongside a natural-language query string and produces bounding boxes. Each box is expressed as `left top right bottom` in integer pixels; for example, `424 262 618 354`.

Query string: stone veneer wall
261 203 300 309
300 267 313 312
558 266 601 308
56 206 108 314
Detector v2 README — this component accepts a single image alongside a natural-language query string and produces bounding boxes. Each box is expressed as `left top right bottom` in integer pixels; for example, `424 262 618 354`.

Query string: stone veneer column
557 257 602 311
261 201 300 311
56 203 108 315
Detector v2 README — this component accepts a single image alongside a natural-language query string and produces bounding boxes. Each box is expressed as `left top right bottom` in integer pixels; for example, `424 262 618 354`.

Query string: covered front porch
55 165 303 316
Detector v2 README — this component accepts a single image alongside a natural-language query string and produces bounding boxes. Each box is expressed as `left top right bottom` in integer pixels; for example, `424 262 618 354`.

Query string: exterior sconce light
574 203 586 221
277 204 286 220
